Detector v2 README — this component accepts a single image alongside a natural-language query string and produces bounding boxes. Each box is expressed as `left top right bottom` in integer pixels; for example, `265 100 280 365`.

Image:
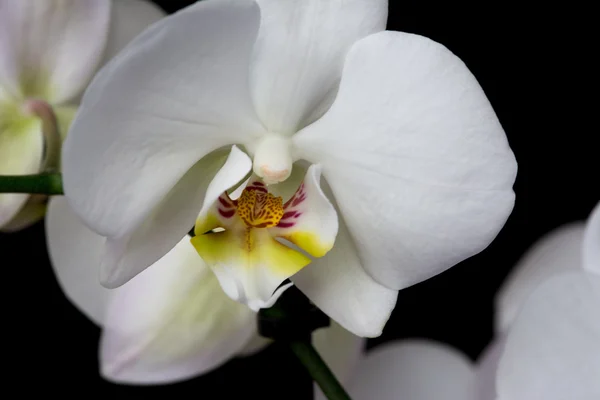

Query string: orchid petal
102 0 166 64
294 31 517 291
62 0 264 244
46 197 109 325
238 333 271 357
314 322 365 400
348 340 476 400
495 223 584 332
0 109 42 227
475 337 506 400
101 237 256 385
496 272 600 400
270 164 338 258
0 0 110 103
583 202 600 275
292 213 397 338
0 194 47 232
250 0 387 133
100 146 250 289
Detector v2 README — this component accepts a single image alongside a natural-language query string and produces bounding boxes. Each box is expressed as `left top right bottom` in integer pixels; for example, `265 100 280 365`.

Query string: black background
1 1 595 397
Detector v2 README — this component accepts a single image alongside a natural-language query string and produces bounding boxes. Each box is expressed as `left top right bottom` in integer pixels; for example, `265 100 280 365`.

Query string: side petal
101 237 256 385
495 223 584 332
292 214 398 338
271 164 338 258
347 340 476 400
314 323 365 400
475 337 506 400
62 0 264 240
0 112 42 227
294 31 517 291
46 197 109 326
583 202 600 275
102 0 166 64
99 146 249 289
250 0 388 133
0 0 111 103
496 272 600 400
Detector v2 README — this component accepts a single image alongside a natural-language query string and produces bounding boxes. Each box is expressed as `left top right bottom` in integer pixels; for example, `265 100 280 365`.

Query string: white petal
100 147 250 288
250 0 387 133
100 237 256 385
0 110 42 227
0 194 47 232
62 0 264 240
348 340 476 400
0 0 110 103
294 31 517 291
583 202 600 275
495 223 584 332
271 164 339 258
102 0 166 64
238 333 271 357
46 197 108 326
496 272 600 400
314 322 365 400
475 337 506 400
292 213 398 338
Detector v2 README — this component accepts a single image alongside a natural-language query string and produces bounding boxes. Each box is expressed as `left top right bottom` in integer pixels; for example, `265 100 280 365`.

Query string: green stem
289 340 352 400
0 173 64 195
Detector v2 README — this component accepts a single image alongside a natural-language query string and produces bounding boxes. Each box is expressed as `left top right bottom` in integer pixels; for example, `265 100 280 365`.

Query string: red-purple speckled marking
217 193 235 219
276 182 307 228
246 179 268 193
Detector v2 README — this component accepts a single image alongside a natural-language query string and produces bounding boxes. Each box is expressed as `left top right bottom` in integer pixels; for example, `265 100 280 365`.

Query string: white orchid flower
342 203 600 400
0 0 165 231
47 196 364 386
496 201 600 331
61 0 517 337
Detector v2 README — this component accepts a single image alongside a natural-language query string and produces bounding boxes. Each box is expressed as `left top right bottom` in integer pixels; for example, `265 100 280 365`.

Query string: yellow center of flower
237 187 284 228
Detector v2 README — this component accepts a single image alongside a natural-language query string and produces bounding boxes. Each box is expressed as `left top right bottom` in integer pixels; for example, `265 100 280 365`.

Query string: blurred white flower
47 196 363 386
341 202 600 400
0 0 165 230
62 0 517 337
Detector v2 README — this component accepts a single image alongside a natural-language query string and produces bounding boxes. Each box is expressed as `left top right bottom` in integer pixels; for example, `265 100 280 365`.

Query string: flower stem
0 173 63 195
288 339 352 400
258 286 352 400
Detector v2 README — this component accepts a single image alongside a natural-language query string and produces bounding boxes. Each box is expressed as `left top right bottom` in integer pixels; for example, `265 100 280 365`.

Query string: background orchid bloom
0 0 165 231
47 196 364 386
62 0 517 337
496 201 600 331
341 272 600 399
339 203 600 399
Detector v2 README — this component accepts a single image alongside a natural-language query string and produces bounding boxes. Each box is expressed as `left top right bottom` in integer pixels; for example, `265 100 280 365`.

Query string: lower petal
347 340 476 400
191 228 310 311
46 197 109 326
495 223 584 332
0 194 47 232
292 214 397 338
314 322 365 400
583 202 600 275
496 272 600 400
0 112 42 227
101 236 256 385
